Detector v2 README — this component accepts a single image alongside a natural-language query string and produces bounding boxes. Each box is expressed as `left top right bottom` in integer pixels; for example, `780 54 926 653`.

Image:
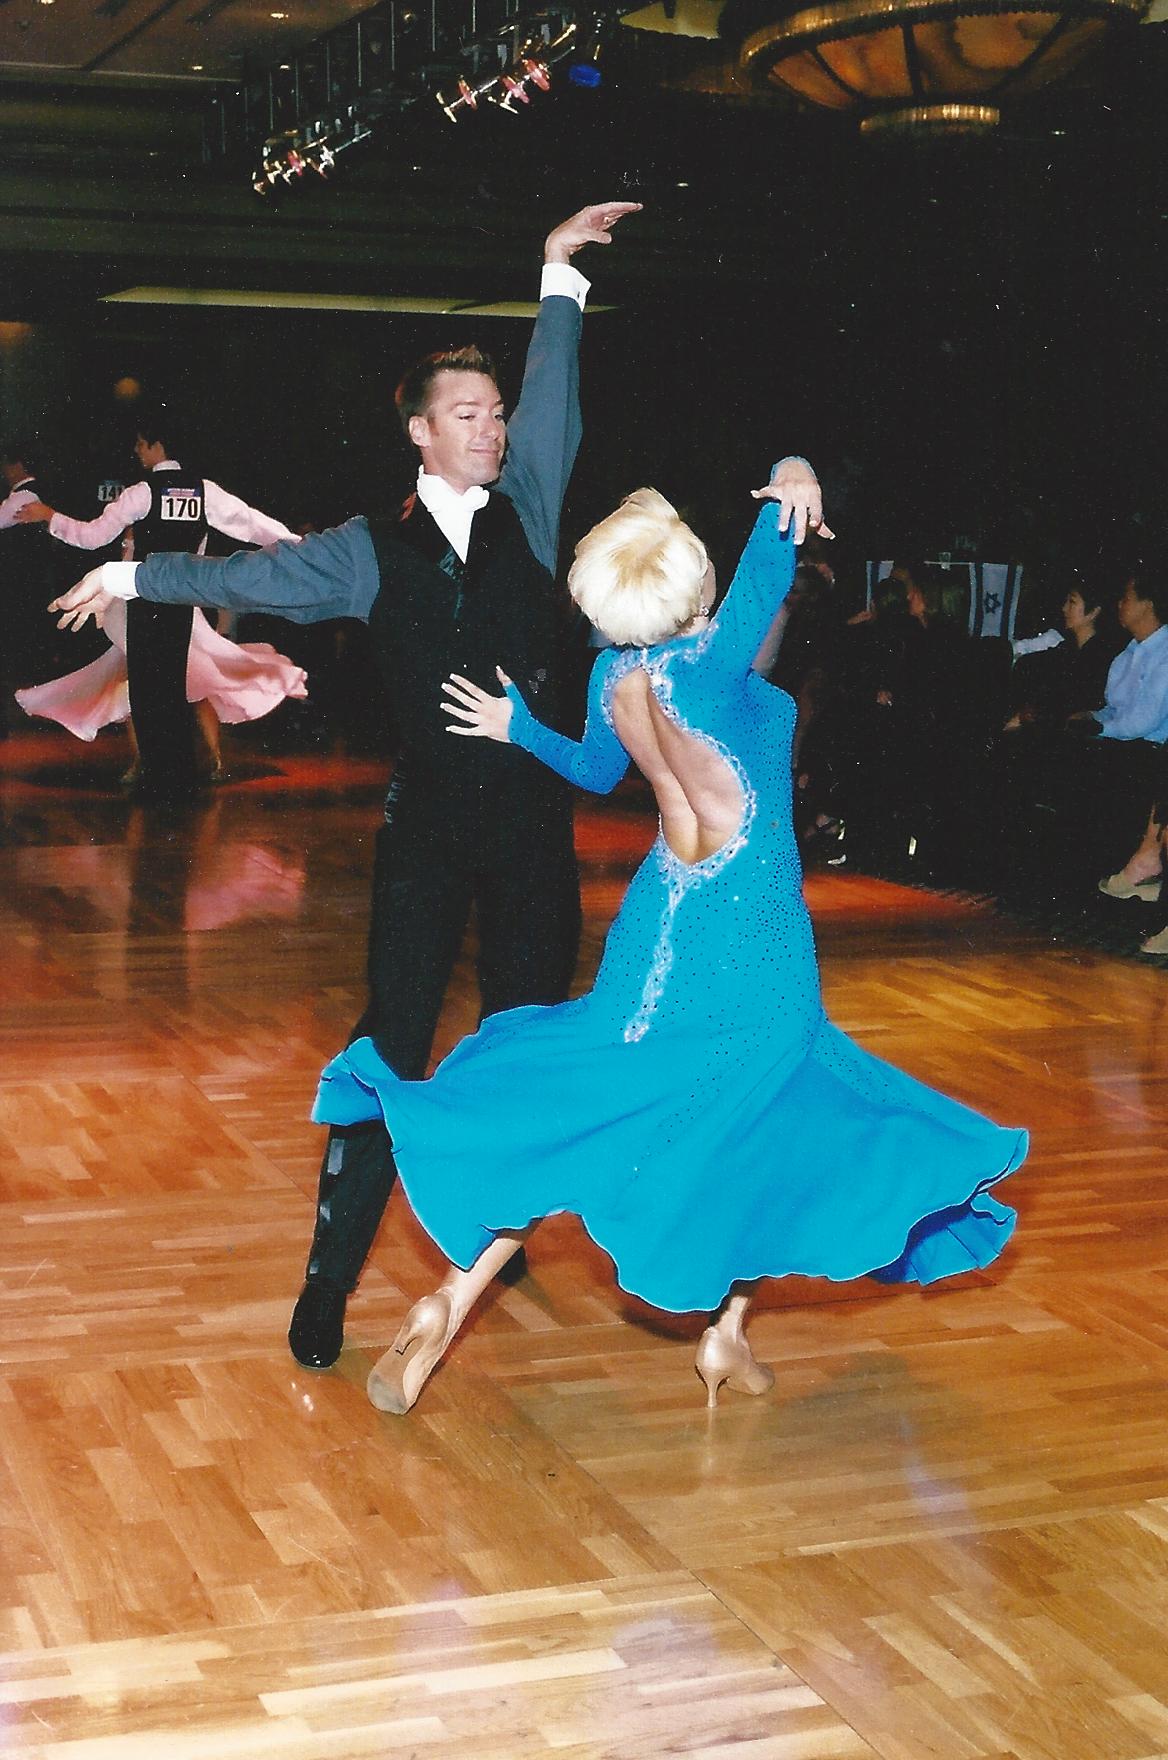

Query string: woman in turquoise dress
314 464 1027 1413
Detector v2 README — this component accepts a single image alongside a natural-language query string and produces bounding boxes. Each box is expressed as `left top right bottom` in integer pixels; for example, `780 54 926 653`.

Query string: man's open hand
544 202 642 264
49 562 139 633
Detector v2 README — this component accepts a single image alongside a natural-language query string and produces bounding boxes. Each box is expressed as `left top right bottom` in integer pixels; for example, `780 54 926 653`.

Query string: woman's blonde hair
568 488 709 648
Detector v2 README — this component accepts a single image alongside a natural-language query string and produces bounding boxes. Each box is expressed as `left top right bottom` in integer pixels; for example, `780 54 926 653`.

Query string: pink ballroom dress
15 597 307 740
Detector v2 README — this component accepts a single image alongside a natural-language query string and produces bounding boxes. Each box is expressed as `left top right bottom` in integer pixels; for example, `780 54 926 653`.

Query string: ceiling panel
0 0 373 80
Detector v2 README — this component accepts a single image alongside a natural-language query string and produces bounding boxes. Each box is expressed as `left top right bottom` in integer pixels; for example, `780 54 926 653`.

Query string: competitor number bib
160 489 203 521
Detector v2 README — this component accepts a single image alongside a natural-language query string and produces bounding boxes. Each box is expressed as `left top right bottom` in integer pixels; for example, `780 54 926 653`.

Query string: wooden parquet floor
1 726 1166 1760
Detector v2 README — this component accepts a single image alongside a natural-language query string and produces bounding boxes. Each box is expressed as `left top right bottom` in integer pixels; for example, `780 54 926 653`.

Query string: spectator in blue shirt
1071 568 1168 744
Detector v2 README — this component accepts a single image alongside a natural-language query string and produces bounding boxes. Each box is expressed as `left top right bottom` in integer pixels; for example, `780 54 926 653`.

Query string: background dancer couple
51 199 1026 1416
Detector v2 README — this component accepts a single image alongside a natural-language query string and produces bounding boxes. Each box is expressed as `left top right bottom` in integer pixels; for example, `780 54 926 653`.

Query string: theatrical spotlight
251 111 369 194
494 53 553 114
436 15 579 123
438 74 499 121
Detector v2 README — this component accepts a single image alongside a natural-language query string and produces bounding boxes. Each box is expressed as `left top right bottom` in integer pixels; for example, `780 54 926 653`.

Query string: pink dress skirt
15 599 308 741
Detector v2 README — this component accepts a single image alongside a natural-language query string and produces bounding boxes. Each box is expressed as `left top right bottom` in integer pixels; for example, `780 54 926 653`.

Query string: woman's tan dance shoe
367 1291 459 1414
694 1328 775 1409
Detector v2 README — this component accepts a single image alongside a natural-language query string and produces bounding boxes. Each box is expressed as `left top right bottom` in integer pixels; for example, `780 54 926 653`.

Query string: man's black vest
2 478 55 680
135 468 209 560
366 490 572 836
1 477 48 578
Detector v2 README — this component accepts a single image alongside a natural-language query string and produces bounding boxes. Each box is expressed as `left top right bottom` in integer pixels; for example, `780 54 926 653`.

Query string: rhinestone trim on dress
603 644 758 1042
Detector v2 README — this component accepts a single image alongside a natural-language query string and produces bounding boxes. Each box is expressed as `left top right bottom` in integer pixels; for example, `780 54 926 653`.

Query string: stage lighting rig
435 15 581 122
252 109 373 194
224 0 627 194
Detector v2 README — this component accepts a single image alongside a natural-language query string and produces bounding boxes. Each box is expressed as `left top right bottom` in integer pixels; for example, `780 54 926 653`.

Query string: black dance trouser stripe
305 814 580 1290
124 599 198 787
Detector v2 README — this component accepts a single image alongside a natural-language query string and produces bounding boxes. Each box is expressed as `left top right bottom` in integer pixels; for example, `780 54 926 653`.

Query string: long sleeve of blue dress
506 651 629 793
706 489 799 674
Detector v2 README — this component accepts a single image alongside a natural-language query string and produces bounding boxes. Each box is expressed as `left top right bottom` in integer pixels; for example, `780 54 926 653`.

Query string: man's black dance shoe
288 1278 347 1368
496 1247 528 1287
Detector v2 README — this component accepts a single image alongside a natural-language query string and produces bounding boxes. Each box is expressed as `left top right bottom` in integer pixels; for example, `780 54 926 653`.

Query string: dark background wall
2 43 1166 603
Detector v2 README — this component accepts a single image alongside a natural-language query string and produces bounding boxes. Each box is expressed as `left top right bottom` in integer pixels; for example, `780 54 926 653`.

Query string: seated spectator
1004 579 1122 733
1082 568 1168 747
1020 561 1168 888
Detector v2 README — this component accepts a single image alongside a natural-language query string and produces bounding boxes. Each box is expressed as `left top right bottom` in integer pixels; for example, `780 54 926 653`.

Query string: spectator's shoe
1138 926 1168 956
1098 871 1162 902
288 1278 347 1368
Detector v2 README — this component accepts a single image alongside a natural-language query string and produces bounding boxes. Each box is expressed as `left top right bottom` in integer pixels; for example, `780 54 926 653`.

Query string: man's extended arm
499 201 642 572
50 518 381 633
42 482 152 549
497 292 583 573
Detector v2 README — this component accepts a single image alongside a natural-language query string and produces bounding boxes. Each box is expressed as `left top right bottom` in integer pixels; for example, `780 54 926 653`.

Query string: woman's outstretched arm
443 651 630 794
706 460 830 671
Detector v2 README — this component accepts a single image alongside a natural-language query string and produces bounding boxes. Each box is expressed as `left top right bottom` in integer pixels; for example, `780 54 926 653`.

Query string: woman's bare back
610 667 744 867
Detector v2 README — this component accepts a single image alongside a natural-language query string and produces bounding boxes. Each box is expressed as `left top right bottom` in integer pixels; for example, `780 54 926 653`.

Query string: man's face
408 371 506 493
1117 580 1149 635
134 435 166 472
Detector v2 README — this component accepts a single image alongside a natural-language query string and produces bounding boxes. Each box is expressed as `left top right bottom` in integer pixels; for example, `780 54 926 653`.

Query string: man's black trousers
125 600 199 792
304 808 581 1289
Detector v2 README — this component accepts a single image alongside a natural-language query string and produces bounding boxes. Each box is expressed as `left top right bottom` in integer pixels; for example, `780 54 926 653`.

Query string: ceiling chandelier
721 0 1151 130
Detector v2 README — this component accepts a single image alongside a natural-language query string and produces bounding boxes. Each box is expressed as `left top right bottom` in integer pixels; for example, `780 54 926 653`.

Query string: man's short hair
568 488 709 649
1127 559 1168 627
394 345 498 435
1 438 36 473
134 405 176 454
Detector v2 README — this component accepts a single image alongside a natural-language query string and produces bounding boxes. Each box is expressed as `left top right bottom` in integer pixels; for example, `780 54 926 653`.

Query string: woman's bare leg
1118 809 1164 883
367 1229 529 1413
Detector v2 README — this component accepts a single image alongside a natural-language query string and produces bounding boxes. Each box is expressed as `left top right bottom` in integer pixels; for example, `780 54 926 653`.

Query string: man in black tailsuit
1 439 56 720
50 202 644 1366
18 413 297 794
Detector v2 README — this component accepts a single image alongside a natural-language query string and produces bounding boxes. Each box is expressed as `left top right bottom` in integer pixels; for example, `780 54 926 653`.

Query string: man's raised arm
500 201 641 572
50 519 381 634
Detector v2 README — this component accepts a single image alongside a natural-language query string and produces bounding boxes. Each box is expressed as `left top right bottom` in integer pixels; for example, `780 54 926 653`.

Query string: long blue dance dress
314 496 1026 1313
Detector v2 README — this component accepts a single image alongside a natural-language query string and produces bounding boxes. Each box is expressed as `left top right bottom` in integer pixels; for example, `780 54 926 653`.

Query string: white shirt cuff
1012 630 1063 657
102 561 141 600
540 262 590 310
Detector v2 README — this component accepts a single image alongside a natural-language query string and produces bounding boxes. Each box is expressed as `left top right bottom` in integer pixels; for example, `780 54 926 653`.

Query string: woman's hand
752 459 835 546
442 669 515 743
